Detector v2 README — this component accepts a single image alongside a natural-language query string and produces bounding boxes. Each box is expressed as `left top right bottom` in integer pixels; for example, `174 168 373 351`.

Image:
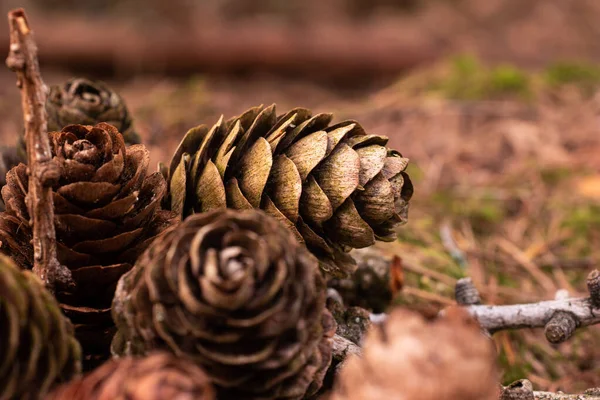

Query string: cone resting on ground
0 78 140 212
19 77 140 161
46 352 215 400
112 209 336 400
0 123 175 368
332 307 499 400
165 104 413 277
0 254 81 399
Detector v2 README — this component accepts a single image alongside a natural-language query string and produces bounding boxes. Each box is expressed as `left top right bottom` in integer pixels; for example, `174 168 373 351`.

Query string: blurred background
2 0 600 392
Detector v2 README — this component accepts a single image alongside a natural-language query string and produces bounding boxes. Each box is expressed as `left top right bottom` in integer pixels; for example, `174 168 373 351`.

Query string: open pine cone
0 255 81 399
46 353 215 400
165 104 413 277
112 209 336 400
332 307 498 400
0 123 176 368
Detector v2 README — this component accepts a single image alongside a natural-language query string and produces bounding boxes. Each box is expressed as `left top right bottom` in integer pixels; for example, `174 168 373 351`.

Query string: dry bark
5 8 72 291
458 270 600 344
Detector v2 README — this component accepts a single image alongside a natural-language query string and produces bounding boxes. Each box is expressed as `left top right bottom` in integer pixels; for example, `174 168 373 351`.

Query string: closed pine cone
165 104 413 277
0 254 81 400
46 78 140 145
112 209 336 400
0 123 176 368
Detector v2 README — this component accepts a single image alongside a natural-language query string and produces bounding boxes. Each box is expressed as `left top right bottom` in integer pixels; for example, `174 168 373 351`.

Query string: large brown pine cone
331 307 498 400
166 104 413 277
0 254 81 399
46 352 215 400
112 209 336 400
0 123 176 368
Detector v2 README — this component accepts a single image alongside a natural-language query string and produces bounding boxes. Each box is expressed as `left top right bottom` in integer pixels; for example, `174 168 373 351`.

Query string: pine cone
112 209 336 400
166 104 413 277
0 123 176 368
4 78 139 210
0 254 81 399
46 78 140 145
331 307 498 400
46 352 215 400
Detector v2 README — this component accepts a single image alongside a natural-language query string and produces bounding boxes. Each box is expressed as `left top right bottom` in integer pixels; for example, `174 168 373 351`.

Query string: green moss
415 56 600 100
487 65 531 99
562 204 600 238
432 190 505 235
545 61 600 91
436 54 485 100
431 54 531 100
540 167 573 185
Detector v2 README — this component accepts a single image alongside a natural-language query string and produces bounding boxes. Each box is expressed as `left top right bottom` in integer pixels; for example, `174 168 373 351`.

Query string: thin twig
5 8 71 292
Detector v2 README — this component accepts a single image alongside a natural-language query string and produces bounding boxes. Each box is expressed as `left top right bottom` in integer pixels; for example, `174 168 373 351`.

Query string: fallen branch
501 379 600 400
456 271 600 343
5 8 72 292
0 15 436 80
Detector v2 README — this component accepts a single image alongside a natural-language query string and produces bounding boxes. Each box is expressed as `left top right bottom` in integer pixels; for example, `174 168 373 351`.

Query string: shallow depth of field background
2 0 600 392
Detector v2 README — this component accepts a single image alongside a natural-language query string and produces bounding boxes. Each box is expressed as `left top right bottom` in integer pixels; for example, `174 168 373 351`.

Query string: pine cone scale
262 195 304 242
70 263 133 285
313 143 360 210
58 181 121 205
84 193 138 219
196 160 227 212
277 112 333 152
354 173 395 224
355 144 387 186
300 176 333 225
285 130 328 181
73 227 144 254
267 155 302 222
238 137 273 208
229 106 277 166
55 214 116 241
325 198 376 248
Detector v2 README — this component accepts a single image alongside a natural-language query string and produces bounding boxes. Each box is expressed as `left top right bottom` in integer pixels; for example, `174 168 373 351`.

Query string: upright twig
5 8 70 292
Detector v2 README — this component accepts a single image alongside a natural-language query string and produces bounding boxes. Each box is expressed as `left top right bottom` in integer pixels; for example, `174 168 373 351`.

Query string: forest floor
2 53 600 392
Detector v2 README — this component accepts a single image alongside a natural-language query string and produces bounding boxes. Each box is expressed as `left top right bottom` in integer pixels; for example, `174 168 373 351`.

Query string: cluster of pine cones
0 78 495 400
